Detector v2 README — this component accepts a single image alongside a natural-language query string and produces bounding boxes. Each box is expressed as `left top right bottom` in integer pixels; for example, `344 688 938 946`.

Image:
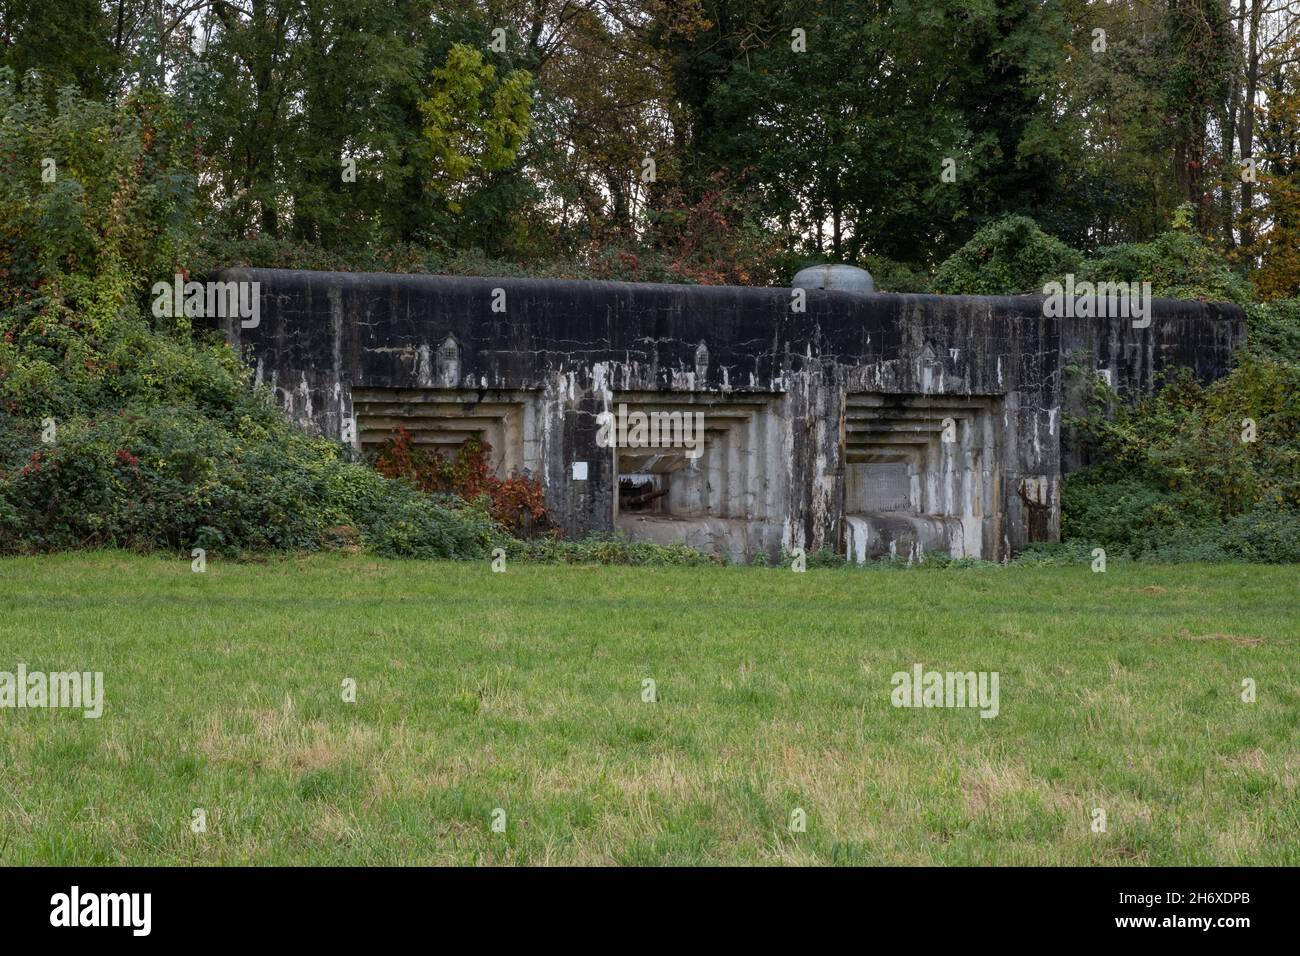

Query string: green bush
933 207 1255 304
1062 356 1300 562
1076 207 1252 305
1243 299 1300 364
0 402 503 557
357 490 501 560
1218 501 1300 563
1062 471 1218 557
932 215 1083 295
0 78 506 560
1057 485 1300 564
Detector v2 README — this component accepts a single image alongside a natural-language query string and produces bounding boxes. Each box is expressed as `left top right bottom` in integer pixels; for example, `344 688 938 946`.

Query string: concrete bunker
215 267 1245 563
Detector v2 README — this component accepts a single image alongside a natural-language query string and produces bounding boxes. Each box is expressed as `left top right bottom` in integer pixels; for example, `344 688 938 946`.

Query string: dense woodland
2 0 1297 292
0 1 1298 562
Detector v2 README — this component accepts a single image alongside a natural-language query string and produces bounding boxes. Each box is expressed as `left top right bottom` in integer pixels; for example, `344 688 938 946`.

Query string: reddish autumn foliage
373 427 552 537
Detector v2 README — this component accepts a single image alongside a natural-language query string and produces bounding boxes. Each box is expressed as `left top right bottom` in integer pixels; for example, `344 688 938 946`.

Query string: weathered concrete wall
211 268 1243 562
1059 302 1245 471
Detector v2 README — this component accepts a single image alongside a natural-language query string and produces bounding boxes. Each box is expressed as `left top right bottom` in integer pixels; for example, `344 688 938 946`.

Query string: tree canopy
2 0 1294 294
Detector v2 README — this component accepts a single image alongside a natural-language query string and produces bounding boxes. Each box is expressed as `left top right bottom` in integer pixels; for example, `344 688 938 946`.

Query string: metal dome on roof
792 263 875 293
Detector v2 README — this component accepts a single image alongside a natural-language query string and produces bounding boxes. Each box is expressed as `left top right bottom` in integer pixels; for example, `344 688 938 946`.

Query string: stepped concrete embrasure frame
213 268 1245 563
843 394 1003 563
351 387 535 478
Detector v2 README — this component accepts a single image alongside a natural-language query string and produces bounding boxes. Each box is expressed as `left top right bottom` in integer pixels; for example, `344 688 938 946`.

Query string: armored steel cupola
791 263 875 293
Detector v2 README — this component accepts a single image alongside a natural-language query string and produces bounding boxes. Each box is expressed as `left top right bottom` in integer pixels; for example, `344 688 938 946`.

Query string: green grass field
0 552 1296 865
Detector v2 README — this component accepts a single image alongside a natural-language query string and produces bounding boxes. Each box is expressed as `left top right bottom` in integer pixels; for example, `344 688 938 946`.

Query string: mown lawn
0 551 1296 865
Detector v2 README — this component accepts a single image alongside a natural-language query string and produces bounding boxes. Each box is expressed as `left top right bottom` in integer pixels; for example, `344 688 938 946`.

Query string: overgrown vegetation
932 216 1083 295
1062 352 1300 563
373 428 550 538
0 76 500 559
926 209 1300 564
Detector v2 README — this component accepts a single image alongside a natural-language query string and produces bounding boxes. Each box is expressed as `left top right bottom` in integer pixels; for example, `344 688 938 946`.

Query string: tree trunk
1238 0 1262 252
